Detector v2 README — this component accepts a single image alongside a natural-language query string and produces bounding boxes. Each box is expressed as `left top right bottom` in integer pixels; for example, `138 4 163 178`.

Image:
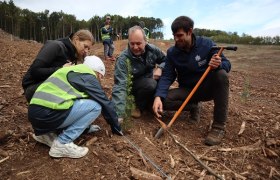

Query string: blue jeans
104 42 115 57
57 99 101 144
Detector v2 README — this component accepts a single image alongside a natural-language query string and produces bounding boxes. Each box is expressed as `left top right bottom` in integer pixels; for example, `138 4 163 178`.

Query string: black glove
111 125 123 136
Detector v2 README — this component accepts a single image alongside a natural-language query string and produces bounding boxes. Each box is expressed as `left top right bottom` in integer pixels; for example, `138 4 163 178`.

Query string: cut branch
218 140 262 152
0 156 9 163
138 150 148 167
167 130 224 180
130 166 162 180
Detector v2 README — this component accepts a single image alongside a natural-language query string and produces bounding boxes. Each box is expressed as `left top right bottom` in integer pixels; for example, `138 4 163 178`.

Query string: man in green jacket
112 25 166 120
29 56 122 159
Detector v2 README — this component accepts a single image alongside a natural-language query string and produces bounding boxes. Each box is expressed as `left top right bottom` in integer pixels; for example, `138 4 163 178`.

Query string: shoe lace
66 142 83 150
211 128 225 138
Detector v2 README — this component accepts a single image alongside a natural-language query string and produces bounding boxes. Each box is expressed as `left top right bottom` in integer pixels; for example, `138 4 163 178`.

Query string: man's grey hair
128 25 147 42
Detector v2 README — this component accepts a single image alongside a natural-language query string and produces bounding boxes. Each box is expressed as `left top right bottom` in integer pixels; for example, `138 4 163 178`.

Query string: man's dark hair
171 16 194 34
139 21 145 28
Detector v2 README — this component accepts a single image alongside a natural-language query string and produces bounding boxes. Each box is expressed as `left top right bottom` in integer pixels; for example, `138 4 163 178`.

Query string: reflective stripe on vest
45 77 83 97
30 64 96 110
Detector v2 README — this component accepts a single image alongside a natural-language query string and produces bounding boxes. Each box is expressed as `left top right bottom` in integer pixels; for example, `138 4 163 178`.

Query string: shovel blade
154 127 164 139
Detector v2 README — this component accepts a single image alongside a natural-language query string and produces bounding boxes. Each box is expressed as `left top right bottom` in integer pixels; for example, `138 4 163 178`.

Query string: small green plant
241 77 250 102
122 59 135 130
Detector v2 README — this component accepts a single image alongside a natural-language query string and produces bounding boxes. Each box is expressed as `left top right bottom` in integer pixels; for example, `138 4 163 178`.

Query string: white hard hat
83 55 105 76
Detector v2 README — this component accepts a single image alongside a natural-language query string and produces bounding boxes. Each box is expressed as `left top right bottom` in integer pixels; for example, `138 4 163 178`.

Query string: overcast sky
11 0 280 39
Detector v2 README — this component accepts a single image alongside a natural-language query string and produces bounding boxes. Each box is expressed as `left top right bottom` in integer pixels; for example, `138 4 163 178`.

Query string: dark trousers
24 83 42 103
132 77 157 111
164 69 229 127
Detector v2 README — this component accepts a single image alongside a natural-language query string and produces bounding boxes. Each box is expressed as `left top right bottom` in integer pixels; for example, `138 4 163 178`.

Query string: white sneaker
49 139 89 158
32 133 57 147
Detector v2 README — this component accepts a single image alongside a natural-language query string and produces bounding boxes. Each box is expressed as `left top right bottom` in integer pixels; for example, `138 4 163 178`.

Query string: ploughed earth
0 29 279 179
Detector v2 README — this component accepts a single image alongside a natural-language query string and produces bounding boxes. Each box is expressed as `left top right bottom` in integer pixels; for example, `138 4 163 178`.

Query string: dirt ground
0 28 279 180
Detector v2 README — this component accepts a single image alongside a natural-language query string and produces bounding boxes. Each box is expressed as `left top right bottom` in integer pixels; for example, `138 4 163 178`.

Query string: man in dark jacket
22 29 94 102
153 16 231 146
112 25 166 120
29 56 122 158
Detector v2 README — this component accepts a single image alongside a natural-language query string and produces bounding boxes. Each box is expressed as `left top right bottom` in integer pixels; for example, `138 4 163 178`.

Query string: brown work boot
204 127 225 146
131 108 141 118
188 103 201 124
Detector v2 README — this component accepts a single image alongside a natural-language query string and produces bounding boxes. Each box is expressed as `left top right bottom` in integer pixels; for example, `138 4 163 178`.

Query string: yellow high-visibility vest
30 64 96 110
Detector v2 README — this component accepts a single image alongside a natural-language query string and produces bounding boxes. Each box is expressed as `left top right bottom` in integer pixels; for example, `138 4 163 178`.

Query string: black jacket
22 36 77 90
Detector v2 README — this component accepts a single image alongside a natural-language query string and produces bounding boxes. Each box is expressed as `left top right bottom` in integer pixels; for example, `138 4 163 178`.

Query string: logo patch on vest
198 59 207 67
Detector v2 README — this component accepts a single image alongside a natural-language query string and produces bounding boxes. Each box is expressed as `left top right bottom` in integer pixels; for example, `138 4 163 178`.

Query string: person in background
112 25 165 121
153 16 231 146
29 56 123 159
100 15 119 61
22 29 94 102
139 21 150 42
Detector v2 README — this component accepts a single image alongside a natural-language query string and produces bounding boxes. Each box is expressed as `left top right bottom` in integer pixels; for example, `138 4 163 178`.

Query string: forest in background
1 0 279 45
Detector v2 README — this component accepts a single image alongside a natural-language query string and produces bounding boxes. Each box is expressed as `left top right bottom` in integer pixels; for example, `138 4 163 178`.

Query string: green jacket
112 43 165 118
30 64 95 109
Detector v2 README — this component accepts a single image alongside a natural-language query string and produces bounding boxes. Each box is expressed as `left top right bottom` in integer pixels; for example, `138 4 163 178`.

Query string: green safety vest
30 64 96 110
100 26 111 41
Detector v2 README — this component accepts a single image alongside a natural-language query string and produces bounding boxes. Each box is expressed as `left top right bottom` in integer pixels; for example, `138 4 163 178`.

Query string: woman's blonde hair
72 29 94 45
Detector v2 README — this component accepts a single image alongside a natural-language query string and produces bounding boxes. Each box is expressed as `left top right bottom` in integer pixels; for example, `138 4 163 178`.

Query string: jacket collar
58 34 78 64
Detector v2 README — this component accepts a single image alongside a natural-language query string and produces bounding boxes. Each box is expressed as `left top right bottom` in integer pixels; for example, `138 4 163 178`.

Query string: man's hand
153 67 162 80
209 54 221 69
153 96 163 118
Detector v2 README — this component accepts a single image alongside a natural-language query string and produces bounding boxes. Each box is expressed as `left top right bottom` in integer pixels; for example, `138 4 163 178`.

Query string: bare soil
0 29 279 179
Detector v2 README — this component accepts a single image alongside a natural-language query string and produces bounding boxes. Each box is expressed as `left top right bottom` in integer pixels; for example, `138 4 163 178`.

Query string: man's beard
176 41 186 49
176 40 190 51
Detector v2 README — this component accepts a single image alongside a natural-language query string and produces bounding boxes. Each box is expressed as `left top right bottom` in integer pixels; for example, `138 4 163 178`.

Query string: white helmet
83 55 105 76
